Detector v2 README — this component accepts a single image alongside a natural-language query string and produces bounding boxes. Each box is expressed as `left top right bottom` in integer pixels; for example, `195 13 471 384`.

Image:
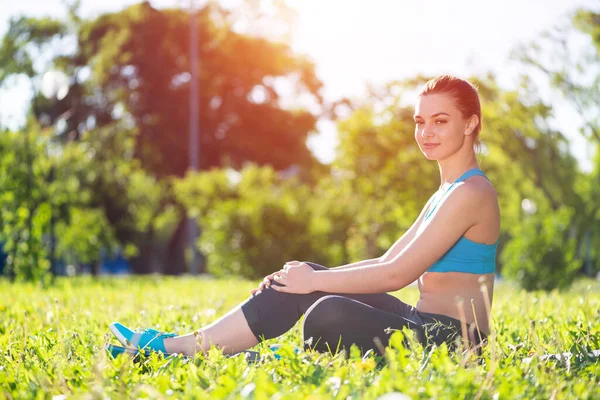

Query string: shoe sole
109 323 129 347
106 344 156 359
105 344 261 363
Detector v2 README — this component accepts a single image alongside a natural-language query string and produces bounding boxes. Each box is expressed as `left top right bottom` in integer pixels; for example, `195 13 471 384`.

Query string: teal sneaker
268 343 302 360
109 322 176 354
105 343 261 363
105 343 155 361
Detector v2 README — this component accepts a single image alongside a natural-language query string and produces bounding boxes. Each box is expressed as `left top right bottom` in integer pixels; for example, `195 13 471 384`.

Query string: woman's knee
302 296 350 336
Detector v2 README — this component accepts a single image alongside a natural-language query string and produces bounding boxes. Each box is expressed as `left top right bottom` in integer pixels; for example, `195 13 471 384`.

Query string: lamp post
188 0 202 275
41 69 70 276
583 230 592 276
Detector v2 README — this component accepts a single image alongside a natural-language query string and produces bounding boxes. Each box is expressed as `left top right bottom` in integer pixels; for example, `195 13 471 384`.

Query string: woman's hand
271 261 316 294
249 261 297 296
249 271 278 296
249 261 314 296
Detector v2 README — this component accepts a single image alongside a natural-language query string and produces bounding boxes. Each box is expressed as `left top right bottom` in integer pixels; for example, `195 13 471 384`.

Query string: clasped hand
249 260 316 295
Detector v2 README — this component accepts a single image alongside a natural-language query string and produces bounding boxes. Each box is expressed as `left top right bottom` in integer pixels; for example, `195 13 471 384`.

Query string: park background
0 1 599 398
1 0 599 289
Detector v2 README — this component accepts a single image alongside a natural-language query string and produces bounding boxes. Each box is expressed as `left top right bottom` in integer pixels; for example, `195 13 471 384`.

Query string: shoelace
140 328 176 338
129 328 177 352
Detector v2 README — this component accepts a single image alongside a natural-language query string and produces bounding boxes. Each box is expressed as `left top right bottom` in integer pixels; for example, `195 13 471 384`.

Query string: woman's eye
415 121 423 126
435 120 447 124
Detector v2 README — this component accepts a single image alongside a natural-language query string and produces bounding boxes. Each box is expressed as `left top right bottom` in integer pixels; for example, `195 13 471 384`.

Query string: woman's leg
164 262 417 356
302 295 425 355
417 311 488 355
164 302 259 356
302 298 487 356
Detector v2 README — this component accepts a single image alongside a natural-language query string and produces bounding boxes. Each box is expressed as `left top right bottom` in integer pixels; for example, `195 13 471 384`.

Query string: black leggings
240 262 486 355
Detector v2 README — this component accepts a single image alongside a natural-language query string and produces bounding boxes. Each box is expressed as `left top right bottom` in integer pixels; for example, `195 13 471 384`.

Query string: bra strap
425 168 489 218
455 168 489 183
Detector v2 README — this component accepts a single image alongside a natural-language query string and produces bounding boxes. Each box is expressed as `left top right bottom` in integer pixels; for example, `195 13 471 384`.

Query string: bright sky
0 0 597 169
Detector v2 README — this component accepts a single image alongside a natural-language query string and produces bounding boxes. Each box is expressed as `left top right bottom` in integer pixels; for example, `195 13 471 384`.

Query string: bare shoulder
459 175 497 203
456 176 500 235
446 176 499 224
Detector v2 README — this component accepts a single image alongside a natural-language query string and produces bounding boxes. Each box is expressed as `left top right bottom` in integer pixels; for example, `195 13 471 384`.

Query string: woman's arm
330 258 382 271
332 194 436 271
272 184 487 295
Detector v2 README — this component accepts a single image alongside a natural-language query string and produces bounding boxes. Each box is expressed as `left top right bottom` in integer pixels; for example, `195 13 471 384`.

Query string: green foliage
0 127 52 283
174 159 431 278
0 0 328 276
0 16 66 82
0 2 324 177
0 120 170 281
510 8 600 278
578 151 600 274
55 208 116 265
308 176 363 266
73 125 167 263
574 9 600 54
174 165 324 278
0 277 598 398
502 207 581 291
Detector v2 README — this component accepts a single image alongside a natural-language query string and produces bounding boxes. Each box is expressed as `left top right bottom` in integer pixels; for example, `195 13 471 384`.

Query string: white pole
188 0 201 275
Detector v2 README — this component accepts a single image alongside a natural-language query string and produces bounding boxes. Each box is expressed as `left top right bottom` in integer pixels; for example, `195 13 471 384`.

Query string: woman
109 75 500 358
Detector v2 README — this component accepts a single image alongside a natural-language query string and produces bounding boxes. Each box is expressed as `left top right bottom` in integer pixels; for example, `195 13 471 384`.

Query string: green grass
1 276 599 399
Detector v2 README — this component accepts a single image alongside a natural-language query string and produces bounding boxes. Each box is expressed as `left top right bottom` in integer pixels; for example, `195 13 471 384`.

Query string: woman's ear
464 115 479 136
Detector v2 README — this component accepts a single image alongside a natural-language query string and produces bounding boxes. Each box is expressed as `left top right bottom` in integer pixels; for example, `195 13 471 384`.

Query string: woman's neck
437 152 479 188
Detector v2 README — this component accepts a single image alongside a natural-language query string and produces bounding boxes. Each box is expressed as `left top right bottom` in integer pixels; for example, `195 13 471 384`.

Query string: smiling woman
107 74 500 360
413 77 483 161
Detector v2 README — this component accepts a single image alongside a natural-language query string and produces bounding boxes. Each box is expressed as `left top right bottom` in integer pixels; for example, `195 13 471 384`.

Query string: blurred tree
0 11 81 141
0 1 326 276
55 124 168 274
0 120 166 281
511 7 600 275
173 165 324 278
512 9 600 143
1 2 324 176
501 206 580 291
77 2 324 177
0 16 66 82
0 124 51 283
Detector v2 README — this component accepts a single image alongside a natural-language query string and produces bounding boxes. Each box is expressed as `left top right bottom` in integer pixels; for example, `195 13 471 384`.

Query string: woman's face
413 93 474 161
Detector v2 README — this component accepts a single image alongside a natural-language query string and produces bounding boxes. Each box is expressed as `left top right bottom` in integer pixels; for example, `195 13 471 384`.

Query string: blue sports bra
424 168 498 274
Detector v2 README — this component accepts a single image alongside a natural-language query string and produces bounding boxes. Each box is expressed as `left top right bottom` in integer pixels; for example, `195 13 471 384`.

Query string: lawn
0 276 598 399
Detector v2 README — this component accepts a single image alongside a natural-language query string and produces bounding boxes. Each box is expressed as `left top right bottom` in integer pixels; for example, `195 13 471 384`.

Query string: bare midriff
416 271 494 335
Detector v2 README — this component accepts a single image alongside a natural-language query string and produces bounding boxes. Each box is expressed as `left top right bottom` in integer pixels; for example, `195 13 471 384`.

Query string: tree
0 1 324 177
0 125 52 282
173 165 324 278
0 119 168 281
511 7 600 275
0 1 327 276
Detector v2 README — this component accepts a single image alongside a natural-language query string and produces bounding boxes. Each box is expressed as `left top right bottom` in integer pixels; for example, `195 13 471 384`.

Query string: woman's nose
421 125 434 138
